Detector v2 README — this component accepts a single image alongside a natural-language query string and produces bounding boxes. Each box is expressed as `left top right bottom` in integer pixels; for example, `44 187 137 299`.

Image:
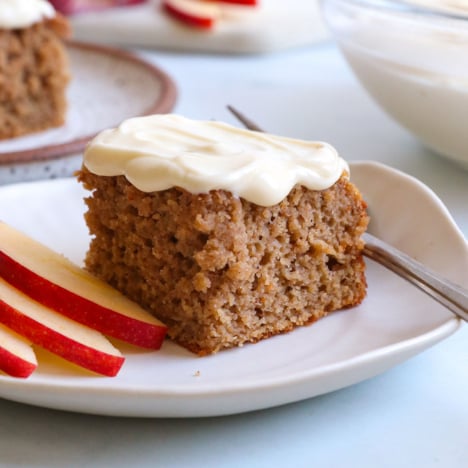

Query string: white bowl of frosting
323 0 468 169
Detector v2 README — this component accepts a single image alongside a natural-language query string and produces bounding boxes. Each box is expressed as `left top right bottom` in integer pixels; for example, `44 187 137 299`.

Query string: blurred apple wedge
0 323 37 378
0 278 124 377
162 0 220 29
215 0 258 4
0 222 167 350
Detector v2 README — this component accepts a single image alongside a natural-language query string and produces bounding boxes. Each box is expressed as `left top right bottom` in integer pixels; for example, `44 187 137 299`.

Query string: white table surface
0 41 467 468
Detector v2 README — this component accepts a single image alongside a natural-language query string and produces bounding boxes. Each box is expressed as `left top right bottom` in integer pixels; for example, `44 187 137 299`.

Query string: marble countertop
0 41 466 468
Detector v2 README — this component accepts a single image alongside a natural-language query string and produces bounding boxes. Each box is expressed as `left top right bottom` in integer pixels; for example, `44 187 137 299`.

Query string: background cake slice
78 114 369 355
0 0 71 140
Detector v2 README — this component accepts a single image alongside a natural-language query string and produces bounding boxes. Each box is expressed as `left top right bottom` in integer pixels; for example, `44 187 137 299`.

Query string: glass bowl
323 0 468 168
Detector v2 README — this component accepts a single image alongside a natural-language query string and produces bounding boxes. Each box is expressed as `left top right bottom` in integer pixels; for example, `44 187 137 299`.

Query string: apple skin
49 0 146 15
0 325 37 379
0 294 124 377
0 221 167 350
0 347 36 378
210 0 257 4
162 0 219 29
0 250 166 349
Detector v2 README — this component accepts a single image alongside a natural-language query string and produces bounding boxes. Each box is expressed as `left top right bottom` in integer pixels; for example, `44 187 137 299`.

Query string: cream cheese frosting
83 114 348 207
0 0 55 29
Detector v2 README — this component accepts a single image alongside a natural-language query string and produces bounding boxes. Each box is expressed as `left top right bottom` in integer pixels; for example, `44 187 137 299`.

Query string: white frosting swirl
84 114 348 207
0 0 55 29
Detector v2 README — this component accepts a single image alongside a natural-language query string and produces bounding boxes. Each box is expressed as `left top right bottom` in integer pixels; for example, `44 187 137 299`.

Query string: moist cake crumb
0 14 70 140
78 167 369 355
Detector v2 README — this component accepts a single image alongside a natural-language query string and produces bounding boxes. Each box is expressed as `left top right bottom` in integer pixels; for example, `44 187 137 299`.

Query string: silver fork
227 105 468 322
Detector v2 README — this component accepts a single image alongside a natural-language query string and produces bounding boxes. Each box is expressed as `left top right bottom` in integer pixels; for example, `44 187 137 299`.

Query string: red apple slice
162 0 220 29
210 0 257 5
49 0 147 15
0 324 37 378
0 222 166 349
48 0 76 15
0 279 124 377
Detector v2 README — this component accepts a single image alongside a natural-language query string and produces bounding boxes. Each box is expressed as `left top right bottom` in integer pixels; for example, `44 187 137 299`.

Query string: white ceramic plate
0 41 176 185
0 161 465 418
70 0 328 54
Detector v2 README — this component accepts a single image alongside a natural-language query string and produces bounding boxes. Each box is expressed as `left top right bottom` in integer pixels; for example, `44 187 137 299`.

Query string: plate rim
0 317 460 395
0 40 177 166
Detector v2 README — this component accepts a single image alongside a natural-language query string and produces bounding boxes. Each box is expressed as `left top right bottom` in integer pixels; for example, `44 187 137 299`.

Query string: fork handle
363 233 468 321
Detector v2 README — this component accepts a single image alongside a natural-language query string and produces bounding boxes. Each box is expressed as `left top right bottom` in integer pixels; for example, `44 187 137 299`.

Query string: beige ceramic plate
0 41 177 185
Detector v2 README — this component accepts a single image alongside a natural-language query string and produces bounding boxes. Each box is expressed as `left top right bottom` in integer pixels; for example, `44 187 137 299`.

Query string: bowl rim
324 0 468 21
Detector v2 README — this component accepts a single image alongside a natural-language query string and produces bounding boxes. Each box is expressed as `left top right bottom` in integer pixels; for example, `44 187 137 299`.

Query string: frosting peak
83 114 348 207
0 0 55 29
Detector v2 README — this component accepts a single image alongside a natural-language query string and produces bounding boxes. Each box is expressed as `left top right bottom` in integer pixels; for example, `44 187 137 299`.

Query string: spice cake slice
78 114 368 355
0 0 70 140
